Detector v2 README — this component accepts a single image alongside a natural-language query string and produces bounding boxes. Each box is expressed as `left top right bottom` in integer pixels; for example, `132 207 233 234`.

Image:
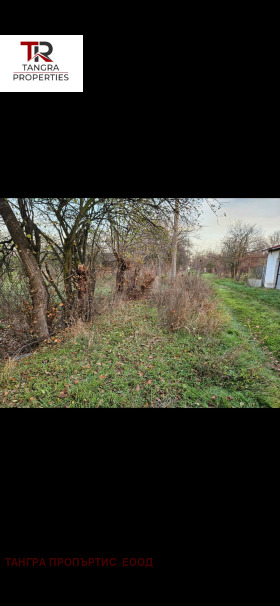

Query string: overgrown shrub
125 267 156 300
151 274 228 335
0 267 30 324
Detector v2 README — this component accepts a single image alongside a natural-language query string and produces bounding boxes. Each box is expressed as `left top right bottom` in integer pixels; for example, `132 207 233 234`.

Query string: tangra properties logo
13 40 69 81
21 41 54 62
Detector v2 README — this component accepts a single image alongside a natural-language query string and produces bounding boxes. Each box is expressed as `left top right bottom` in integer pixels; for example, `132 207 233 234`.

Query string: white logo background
0 35 83 92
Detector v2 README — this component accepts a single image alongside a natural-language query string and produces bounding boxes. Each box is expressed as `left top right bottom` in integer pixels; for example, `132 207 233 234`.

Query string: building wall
264 250 280 288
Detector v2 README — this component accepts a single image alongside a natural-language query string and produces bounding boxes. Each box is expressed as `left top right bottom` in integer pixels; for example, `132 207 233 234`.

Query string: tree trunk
170 198 179 282
85 265 96 321
113 252 129 294
0 198 49 338
116 259 127 293
63 244 73 301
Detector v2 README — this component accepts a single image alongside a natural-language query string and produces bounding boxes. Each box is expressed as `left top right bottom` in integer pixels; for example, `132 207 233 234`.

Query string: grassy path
1 289 280 407
207 276 280 360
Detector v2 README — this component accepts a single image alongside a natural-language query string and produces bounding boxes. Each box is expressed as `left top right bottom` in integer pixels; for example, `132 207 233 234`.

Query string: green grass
206 275 280 360
1 285 280 407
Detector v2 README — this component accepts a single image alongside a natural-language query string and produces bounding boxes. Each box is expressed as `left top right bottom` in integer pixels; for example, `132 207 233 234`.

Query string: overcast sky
191 198 280 252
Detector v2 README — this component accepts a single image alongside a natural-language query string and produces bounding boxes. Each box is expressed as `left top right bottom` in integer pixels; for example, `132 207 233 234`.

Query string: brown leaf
99 375 106 379
136 384 141 391
58 389 68 398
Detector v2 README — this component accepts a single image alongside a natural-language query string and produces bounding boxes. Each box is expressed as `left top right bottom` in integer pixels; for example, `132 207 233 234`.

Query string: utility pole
170 198 179 282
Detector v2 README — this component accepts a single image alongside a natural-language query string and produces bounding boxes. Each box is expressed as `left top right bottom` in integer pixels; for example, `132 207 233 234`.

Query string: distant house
247 249 268 287
264 245 280 289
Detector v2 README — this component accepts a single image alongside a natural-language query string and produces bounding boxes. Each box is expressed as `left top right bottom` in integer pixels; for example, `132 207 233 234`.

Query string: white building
264 245 280 289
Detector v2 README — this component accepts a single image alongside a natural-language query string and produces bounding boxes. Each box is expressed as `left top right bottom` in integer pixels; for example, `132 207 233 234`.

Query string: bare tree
221 221 266 280
0 198 49 338
267 230 280 247
161 198 221 282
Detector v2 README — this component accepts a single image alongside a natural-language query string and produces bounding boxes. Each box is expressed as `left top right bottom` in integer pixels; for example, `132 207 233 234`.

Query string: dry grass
151 273 229 335
65 319 95 348
94 290 126 315
125 268 156 300
66 293 128 346
0 358 17 385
